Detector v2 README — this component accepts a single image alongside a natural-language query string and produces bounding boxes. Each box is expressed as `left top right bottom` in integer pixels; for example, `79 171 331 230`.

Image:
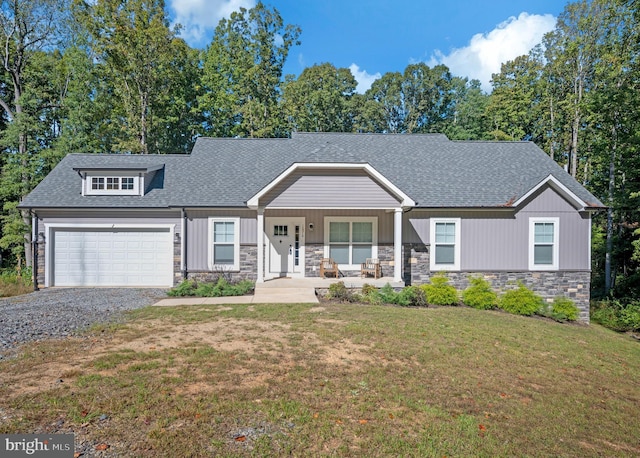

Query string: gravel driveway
0 288 167 353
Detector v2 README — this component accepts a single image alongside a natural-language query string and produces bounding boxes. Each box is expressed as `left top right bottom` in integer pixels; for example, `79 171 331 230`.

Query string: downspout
31 212 39 291
181 208 188 280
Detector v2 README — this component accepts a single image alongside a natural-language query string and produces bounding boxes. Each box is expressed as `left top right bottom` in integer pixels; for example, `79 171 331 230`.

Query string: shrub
462 277 497 310
420 275 458 305
551 296 579 321
168 278 254 297
360 284 382 304
0 268 33 298
397 285 427 307
378 283 400 304
591 300 640 332
327 281 357 302
498 283 544 316
167 280 196 297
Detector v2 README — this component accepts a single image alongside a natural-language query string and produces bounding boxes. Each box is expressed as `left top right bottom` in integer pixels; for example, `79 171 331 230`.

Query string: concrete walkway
154 284 318 306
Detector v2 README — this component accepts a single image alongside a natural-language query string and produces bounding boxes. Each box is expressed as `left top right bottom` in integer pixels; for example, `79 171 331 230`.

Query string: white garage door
53 228 173 287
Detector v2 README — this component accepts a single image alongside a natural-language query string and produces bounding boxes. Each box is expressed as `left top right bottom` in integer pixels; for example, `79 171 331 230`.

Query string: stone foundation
185 245 257 283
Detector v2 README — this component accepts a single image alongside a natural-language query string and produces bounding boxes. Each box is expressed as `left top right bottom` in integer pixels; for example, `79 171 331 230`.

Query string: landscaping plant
420 274 459 305
462 276 497 310
498 282 544 316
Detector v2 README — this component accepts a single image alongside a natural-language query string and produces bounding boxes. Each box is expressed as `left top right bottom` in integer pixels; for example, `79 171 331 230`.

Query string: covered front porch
256 276 406 289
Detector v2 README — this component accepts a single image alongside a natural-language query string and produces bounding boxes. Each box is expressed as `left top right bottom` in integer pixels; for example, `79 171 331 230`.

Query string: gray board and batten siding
405 186 591 271
260 169 401 209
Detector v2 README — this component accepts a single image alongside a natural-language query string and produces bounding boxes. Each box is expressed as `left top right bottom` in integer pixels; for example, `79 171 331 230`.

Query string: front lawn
1 304 638 457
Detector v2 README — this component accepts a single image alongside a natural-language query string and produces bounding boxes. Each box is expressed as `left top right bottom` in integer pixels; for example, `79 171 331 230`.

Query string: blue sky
167 0 567 93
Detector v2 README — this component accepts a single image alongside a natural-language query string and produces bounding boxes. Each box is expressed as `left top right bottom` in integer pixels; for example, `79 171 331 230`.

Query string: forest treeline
0 0 638 300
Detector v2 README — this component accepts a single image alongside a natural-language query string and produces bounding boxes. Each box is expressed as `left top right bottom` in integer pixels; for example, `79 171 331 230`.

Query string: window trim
324 216 378 269
529 217 559 271
430 218 461 271
208 217 240 271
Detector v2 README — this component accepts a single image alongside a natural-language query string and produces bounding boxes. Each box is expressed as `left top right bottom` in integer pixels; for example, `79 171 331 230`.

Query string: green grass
1 303 639 457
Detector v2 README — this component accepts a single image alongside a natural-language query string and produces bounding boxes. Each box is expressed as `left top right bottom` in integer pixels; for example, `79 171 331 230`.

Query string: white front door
266 217 305 279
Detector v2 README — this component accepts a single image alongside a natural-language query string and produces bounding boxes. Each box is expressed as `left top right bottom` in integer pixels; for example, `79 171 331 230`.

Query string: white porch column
256 208 265 283
393 208 403 282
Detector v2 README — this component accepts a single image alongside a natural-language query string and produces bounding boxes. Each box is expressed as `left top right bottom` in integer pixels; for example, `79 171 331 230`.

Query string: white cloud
428 13 556 93
168 0 256 46
349 64 381 94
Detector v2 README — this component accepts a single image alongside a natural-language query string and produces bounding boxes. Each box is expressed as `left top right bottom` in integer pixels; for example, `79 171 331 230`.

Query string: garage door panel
53 228 173 287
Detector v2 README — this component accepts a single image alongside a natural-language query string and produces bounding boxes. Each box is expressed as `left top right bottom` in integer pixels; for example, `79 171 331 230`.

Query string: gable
261 169 401 209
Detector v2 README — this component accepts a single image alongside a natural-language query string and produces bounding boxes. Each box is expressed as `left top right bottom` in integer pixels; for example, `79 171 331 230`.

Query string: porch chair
320 258 339 278
360 258 381 279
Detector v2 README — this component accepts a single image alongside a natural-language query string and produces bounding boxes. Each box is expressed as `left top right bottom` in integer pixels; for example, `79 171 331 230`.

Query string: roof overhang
513 174 590 211
247 162 416 209
72 164 164 173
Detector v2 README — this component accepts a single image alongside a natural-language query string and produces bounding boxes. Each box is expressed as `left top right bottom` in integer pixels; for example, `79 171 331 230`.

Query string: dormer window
75 164 164 197
91 177 135 191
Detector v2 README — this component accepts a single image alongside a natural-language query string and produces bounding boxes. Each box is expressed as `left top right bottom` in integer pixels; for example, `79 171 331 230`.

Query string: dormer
73 164 164 197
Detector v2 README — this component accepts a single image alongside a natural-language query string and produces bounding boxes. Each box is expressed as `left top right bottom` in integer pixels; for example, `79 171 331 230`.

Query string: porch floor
258 276 405 289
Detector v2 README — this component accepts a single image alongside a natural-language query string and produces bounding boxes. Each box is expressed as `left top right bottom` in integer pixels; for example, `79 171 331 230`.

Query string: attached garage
48 226 174 287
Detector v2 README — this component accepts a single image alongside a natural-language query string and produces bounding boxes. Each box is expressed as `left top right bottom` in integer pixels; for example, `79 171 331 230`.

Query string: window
325 217 377 267
209 218 240 270
529 218 559 270
91 177 105 190
86 175 140 195
430 218 461 270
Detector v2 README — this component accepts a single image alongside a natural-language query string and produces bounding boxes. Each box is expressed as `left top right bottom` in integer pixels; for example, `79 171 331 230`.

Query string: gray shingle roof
20 133 604 209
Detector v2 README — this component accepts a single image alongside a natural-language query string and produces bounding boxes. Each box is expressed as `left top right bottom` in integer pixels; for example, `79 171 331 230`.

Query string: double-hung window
430 218 461 270
209 217 240 270
529 218 559 270
325 217 377 267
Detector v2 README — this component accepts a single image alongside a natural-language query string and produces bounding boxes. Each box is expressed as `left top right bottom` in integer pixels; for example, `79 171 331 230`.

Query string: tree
75 0 192 154
200 2 300 138
281 63 357 133
0 0 69 267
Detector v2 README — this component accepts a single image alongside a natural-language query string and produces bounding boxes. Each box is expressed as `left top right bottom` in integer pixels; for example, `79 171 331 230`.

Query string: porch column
393 208 403 282
257 208 264 283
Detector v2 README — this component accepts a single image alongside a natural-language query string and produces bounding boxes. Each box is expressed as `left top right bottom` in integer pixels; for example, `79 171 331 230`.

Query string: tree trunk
604 128 616 295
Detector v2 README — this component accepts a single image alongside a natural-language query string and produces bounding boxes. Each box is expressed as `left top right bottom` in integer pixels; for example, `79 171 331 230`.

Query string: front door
266 217 305 279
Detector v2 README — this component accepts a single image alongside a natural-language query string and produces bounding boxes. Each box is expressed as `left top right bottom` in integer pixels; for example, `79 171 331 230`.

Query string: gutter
181 208 188 280
31 211 39 291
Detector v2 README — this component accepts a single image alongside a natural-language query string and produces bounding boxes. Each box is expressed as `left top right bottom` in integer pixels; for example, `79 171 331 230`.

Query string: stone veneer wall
186 245 257 283
36 241 46 287
404 243 591 323
305 243 395 278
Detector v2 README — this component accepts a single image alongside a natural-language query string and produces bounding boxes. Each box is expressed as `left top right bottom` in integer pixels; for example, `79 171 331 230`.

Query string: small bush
462 277 497 310
420 275 458 305
167 280 196 297
498 283 544 316
327 281 357 302
591 300 640 332
168 278 254 297
377 283 399 304
361 283 378 297
0 268 33 297
397 285 427 307
551 296 579 321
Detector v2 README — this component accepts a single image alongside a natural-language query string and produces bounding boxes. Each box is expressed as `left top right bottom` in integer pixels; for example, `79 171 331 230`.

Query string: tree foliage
0 0 638 304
